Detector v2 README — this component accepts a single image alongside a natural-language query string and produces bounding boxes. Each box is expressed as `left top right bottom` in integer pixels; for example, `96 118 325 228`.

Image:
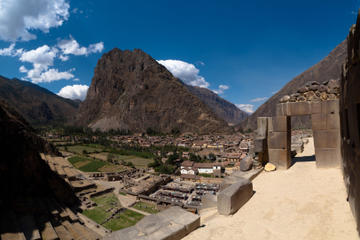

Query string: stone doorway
256 100 341 169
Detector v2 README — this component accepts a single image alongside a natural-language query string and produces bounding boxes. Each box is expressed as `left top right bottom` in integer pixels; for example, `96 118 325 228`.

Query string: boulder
297 95 306 102
265 163 276 172
217 178 253 215
240 156 253 171
280 95 290 103
297 86 308 93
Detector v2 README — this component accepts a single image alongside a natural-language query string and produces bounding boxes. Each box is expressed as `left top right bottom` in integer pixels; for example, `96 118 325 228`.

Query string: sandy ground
185 138 358 240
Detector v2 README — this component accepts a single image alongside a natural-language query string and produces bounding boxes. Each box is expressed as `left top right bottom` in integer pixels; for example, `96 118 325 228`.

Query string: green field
82 193 119 223
82 193 144 231
103 209 144 230
68 155 107 172
132 201 159 214
66 144 105 154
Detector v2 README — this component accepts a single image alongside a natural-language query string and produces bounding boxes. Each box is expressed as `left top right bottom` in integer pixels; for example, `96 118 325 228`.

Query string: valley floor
185 138 358 240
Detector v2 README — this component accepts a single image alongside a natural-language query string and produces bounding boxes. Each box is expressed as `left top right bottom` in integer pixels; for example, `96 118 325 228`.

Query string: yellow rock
265 163 276 172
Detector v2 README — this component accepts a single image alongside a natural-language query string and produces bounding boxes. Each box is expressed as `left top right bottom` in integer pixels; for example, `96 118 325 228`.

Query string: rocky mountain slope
186 85 248 125
77 48 232 134
0 76 79 126
238 40 347 131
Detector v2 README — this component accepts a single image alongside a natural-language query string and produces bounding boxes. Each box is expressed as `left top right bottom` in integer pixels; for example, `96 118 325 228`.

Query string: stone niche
255 100 341 169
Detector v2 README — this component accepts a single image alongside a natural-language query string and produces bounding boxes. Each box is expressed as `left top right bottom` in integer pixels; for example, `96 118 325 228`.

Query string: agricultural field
64 144 105 155
82 193 144 231
68 155 124 172
132 201 159 214
90 152 153 169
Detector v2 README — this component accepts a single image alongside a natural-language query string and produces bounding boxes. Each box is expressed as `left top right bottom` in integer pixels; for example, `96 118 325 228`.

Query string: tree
208 153 216 162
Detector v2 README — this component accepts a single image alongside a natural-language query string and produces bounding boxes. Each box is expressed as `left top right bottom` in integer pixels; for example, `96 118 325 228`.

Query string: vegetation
132 201 159 214
82 193 144 231
82 193 120 224
103 209 144 231
199 173 214 178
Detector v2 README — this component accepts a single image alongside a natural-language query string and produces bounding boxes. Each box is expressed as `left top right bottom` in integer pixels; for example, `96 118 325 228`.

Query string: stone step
65 207 79 223
37 214 60 240
54 224 74 240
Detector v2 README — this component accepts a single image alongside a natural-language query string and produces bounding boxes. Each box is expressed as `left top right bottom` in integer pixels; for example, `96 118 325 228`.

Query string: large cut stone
268 149 291 169
313 129 340 149
268 132 288 149
256 117 268 139
268 116 289 132
217 178 253 215
315 148 341 168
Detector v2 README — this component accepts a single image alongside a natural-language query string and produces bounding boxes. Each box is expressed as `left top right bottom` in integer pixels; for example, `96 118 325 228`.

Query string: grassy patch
83 193 144 231
67 144 105 154
103 209 144 231
82 193 120 224
78 160 107 172
68 155 89 164
132 201 159 214
68 155 108 172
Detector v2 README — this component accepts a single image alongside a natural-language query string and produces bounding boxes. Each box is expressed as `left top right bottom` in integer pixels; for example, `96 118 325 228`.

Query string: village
38 129 308 234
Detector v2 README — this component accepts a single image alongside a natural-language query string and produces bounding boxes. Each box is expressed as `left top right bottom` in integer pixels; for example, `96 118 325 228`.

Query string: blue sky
0 0 358 113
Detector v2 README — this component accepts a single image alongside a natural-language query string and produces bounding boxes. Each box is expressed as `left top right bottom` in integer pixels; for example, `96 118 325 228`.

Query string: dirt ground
185 138 358 240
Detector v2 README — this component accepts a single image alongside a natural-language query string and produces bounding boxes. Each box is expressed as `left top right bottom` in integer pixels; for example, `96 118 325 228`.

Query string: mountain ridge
77 48 233 134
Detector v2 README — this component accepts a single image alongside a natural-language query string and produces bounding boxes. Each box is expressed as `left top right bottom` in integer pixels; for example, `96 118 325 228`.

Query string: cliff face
0 76 79 126
77 48 232 134
238 40 347 131
341 15 360 236
186 85 248 125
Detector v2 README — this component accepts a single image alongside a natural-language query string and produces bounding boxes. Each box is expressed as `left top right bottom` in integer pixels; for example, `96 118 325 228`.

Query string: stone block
311 102 322 114
268 116 289 132
276 103 287 116
254 138 265 153
288 102 311 116
268 132 288 149
217 178 253 215
315 148 341 168
256 117 268 139
321 100 339 115
326 112 340 129
311 113 327 130
268 149 291 169
313 129 340 149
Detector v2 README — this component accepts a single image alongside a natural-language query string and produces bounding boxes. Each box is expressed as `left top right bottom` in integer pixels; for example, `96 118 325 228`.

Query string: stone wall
340 13 360 235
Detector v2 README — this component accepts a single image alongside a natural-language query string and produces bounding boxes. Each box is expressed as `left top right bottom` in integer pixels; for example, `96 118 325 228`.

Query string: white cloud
236 104 254 114
20 45 57 67
18 45 71 83
0 0 70 41
0 43 23 56
58 36 104 56
58 84 89 100
158 59 209 88
31 68 74 83
19 65 27 73
250 97 267 102
213 84 229 94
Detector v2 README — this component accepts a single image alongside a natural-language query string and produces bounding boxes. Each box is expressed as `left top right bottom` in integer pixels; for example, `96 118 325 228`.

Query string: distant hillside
0 76 79 126
77 48 232 134
186 85 248 125
238 40 347 131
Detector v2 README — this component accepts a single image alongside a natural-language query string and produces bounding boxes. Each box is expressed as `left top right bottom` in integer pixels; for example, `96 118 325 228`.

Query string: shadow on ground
291 155 316 167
